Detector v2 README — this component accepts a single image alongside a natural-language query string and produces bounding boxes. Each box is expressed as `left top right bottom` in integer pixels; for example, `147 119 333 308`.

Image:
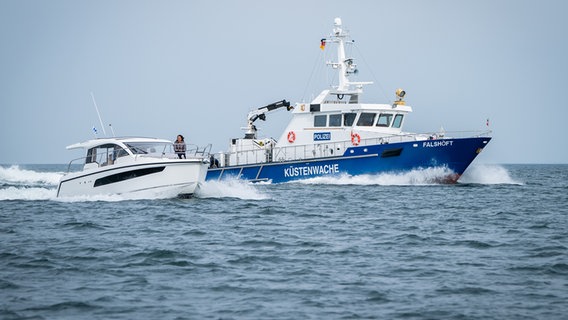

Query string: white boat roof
66 137 172 150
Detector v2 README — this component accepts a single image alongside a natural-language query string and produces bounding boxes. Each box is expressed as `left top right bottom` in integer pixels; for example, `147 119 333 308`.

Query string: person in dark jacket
174 134 186 159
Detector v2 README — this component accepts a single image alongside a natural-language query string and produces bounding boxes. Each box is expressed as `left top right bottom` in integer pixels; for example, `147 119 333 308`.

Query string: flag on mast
320 38 326 50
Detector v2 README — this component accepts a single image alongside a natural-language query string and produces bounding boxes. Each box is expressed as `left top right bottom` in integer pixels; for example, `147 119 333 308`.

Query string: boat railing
213 130 491 167
186 144 212 158
270 130 492 163
222 148 272 167
65 143 213 173
65 148 124 173
356 129 493 146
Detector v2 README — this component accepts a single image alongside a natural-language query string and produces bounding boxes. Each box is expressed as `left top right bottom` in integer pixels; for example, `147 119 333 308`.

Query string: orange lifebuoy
287 131 296 143
351 133 361 146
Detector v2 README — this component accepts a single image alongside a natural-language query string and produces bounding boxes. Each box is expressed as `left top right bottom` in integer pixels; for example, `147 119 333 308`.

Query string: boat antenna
109 123 116 137
90 92 107 136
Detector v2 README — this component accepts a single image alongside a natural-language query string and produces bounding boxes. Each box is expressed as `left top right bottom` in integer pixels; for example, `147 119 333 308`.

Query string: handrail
212 130 492 167
64 143 213 173
187 143 212 157
66 157 88 173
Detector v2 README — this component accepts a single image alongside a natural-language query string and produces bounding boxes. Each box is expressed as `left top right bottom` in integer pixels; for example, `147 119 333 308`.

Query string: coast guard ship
206 18 491 183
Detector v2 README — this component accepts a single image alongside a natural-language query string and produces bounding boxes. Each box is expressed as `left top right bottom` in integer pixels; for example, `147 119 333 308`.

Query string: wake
0 165 269 201
0 164 520 201
458 164 522 185
195 179 270 200
294 165 521 186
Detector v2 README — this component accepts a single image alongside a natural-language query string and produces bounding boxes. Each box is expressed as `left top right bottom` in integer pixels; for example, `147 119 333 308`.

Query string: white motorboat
57 137 210 198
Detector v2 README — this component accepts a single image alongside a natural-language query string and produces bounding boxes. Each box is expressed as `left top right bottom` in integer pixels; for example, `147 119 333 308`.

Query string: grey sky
1 0 567 164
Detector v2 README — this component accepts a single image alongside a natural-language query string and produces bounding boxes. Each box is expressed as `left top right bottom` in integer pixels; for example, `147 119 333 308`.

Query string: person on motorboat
174 134 186 159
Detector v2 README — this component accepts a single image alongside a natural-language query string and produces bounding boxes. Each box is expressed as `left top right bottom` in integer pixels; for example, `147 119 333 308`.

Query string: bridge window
392 114 404 128
314 115 327 127
329 114 342 127
343 113 357 126
376 113 393 127
356 112 376 126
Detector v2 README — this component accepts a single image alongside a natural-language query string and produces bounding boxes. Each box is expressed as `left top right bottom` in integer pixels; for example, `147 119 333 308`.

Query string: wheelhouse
311 110 406 129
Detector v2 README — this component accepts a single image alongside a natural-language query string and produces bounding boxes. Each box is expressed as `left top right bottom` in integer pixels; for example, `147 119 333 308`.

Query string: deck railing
214 130 491 167
65 143 212 173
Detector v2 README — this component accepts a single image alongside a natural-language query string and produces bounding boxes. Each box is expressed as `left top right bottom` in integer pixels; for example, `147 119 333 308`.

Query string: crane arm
248 100 292 123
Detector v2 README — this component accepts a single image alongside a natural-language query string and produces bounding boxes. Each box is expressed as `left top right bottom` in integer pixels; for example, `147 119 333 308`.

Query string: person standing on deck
174 134 186 159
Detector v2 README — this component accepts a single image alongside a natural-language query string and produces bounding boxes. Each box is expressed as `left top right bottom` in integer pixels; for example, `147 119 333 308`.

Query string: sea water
1 164 567 319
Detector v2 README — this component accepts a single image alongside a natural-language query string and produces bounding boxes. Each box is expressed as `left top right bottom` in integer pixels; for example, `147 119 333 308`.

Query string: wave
0 165 62 187
0 165 269 201
0 165 61 201
0 185 166 202
0 164 519 201
195 179 270 200
0 186 56 201
458 164 522 185
56 180 271 202
295 166 458 186
293 165 521 186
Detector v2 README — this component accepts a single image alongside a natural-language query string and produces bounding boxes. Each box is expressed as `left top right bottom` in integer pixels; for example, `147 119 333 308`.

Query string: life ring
351 133 361 146
287 131 296 143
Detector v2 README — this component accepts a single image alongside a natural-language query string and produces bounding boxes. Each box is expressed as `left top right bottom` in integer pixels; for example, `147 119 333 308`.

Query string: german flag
320 38 326 50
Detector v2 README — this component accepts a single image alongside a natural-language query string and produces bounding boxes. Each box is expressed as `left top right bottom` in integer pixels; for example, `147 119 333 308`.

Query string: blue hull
206 137 491 183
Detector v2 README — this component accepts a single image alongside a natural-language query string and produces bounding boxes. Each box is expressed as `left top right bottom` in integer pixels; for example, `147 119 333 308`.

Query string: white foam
0 165 62 186
458 164 522 185
55 193 137 203
0 185 152 202
0 166 271 201
0 164 520 201
0 186 57 201
295 166 457 186
196 179 270 200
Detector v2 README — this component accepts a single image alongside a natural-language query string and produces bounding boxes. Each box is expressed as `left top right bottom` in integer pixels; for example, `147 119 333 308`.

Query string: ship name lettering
422 140 453 148
284 163 339 177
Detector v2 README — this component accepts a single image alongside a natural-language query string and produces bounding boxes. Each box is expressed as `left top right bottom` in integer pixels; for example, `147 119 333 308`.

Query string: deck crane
244 100 292 139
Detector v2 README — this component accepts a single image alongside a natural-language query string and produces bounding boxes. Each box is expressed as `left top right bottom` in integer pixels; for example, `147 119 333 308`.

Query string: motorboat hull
57 160 208 198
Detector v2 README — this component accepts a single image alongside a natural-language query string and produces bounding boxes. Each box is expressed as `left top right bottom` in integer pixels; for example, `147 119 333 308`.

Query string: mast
333 18 349 91
325 18 372 94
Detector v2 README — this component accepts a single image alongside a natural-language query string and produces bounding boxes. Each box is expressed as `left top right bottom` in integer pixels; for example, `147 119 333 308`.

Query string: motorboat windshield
125 142 174 156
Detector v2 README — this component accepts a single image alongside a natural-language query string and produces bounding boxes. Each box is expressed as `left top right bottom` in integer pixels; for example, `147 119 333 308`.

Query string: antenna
109 123 116 137
90 92 107 136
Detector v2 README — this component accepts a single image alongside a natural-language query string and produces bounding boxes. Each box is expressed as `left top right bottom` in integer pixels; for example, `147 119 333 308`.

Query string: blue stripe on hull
206 137 491 183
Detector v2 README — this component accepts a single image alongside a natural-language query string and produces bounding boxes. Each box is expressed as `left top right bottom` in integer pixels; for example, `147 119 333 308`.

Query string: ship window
376 113 393 127
356 112 376 126
86 143 125 166
392 114 404 128
86 148 97 164
314 115 327 127
343 113 357 126
349 94 358 104
115 147 129 158
329 114 342 127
